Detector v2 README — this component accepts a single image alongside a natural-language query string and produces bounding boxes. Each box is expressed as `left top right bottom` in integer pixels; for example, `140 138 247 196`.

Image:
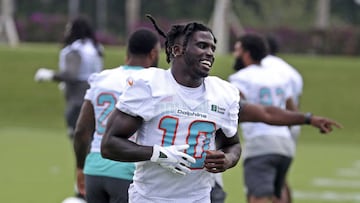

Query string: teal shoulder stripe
123 65 143 70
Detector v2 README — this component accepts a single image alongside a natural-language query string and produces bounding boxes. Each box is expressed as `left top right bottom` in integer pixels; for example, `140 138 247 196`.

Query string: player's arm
101 109 195 175
239 102 342 133
101 109 150 162
74 100 95 169
204 130 241 173
53 50 81 82
73 100 95 196
286 97 298 112
34 50 82 83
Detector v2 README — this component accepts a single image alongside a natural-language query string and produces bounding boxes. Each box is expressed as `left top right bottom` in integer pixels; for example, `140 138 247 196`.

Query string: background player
34 16 103 201
262 34 304 203
229 33 299 203
73 28 160 203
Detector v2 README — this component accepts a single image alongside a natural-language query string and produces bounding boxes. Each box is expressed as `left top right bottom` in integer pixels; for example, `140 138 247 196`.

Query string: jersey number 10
159 116 216 169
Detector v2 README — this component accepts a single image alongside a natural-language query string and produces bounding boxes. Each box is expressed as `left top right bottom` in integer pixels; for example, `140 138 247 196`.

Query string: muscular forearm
53 72 80 82
101 135 153 162
261 106 308 125
240 103 308 126
101 109 151 162
222 143 241 169
74 134 91 169
73 101 95 169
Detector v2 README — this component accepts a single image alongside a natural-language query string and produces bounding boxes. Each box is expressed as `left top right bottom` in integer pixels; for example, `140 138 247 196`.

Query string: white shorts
129 183 211 203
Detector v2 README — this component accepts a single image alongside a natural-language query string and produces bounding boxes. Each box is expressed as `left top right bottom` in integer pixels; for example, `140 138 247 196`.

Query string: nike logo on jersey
127 78 134 86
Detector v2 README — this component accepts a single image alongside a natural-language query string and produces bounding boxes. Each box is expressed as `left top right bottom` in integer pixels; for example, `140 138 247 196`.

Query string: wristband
304 112 313 125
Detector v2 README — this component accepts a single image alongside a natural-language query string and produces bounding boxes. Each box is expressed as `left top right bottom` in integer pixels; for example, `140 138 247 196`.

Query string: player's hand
76 168 86 196
34 68 55 82
150 144 196 176
310 116 343 134
204 150 230 173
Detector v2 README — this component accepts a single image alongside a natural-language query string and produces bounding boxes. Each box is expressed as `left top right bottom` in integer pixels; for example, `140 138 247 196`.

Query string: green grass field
0 43 359 203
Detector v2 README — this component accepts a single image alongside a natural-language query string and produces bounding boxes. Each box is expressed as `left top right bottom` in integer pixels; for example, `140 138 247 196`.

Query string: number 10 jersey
116 68 240 202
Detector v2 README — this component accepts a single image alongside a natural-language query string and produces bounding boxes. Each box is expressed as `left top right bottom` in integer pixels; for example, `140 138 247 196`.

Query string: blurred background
2 0 360 55
0 0 359 203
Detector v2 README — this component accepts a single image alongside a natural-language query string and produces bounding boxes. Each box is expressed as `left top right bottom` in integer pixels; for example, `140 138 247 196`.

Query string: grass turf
0 43 359 203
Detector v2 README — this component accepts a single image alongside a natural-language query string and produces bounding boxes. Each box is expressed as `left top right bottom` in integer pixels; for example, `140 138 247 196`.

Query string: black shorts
210 182 226 203
244 154 292 198
65 104 82 138
85 174 132 203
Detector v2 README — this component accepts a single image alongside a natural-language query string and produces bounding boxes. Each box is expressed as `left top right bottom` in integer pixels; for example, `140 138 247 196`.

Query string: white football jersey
262 55 304 140
262 55 303 105
116 68 240 202
83 66 143 180
229 64 296 159
59 38 103 81
85 66 143 152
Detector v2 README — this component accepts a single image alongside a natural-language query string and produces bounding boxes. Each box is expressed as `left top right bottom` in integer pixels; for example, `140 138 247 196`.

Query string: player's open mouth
200 60 212 70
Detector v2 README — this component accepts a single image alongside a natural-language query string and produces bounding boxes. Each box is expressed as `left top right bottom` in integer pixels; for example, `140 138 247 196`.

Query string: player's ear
150 47 158 60
172 44 183 57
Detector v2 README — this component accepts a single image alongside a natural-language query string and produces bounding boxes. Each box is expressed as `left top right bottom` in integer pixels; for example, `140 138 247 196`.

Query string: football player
73 28 160 203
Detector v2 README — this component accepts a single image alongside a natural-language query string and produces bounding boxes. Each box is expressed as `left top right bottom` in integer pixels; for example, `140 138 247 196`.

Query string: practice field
0 44 359 203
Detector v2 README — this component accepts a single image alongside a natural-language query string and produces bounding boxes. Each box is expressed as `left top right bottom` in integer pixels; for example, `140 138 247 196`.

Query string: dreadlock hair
146 14 216 63
64 16 103 57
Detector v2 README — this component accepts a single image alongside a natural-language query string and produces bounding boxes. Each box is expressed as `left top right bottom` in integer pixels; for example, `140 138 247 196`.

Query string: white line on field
354 160 360 168
49 166 60 175
312 178 360 188
294 190 360 202
337 168 360 177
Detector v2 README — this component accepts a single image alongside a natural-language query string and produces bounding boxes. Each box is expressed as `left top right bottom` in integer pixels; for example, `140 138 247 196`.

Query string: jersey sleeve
115 77 155 121
228 74 251 98
84 88 93 101
284 79 293 101
222 98 239 137
84 72 98 101
219 83 240 137
292 71 303 96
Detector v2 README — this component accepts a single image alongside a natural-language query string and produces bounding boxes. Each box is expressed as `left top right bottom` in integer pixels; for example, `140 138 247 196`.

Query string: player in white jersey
101 19 241 203
33 16 103 202
262 35 303 138
262 35 303 203
73 29 161 203
34 16 103 140
229 34 297 203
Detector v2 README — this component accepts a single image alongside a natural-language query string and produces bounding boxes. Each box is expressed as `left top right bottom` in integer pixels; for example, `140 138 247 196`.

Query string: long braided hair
146 15 216 63
64 16 104 57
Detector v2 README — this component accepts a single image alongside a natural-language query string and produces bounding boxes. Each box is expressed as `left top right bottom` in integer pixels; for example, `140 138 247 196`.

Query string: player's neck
127 57 150 68
170 66 203 88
